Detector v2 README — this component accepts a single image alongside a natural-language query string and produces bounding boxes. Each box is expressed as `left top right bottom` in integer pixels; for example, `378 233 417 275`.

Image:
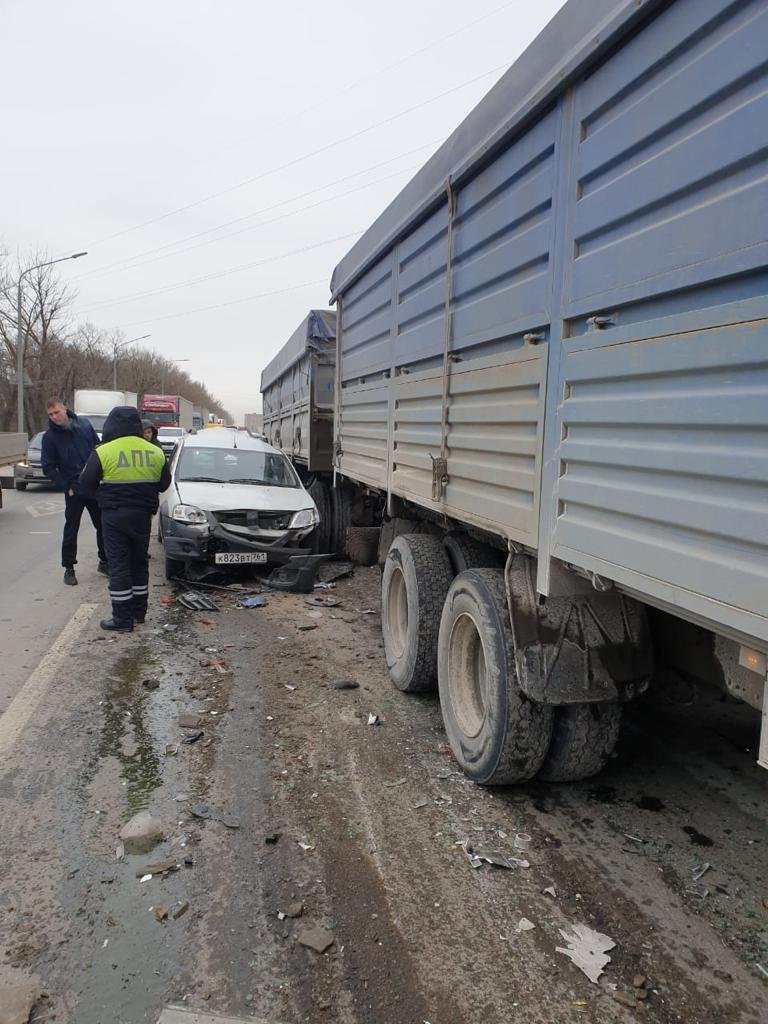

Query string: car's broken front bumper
162 516 313 567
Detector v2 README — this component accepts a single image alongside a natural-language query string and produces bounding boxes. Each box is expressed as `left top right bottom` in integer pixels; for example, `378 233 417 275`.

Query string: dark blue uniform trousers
102 508 152 626
63 492 106 568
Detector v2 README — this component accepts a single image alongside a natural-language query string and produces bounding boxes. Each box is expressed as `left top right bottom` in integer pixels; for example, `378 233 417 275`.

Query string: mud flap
506 555 652 704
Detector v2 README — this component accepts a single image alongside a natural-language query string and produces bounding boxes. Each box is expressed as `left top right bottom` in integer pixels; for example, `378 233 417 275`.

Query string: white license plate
214 552 267 564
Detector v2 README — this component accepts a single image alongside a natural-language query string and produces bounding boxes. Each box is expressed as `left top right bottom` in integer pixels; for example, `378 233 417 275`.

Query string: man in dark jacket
141 418 162 448
80 406 171 632
41 398 107 586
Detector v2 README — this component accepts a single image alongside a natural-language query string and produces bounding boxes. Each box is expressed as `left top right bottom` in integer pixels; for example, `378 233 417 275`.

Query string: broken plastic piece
556 924 616 984
238 595 267 608
367 713 379 726
178 591 219 612
267 553 334 593
318 561 354 584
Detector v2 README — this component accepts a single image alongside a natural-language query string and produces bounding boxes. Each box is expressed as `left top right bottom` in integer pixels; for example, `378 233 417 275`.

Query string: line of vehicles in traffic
14 389 227 488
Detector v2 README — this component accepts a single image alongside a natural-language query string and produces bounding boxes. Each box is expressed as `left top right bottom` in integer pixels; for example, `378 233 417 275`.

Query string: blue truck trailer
328 0 768 782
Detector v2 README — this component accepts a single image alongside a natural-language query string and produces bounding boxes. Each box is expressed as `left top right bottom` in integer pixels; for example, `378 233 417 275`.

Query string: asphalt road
0 543 766 1024
0 484 105 713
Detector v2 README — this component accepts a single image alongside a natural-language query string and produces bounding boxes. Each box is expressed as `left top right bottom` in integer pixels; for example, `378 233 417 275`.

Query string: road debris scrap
556 924 616 984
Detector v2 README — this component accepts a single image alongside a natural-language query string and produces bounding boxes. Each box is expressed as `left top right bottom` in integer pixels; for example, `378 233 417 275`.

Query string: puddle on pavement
98 652 164 817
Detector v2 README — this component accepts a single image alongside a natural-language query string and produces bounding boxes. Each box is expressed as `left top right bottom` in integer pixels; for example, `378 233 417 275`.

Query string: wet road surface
0 537 766 1024
0 485 102 713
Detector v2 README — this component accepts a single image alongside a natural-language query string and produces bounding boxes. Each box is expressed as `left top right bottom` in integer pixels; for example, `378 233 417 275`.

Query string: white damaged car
158 429 319 580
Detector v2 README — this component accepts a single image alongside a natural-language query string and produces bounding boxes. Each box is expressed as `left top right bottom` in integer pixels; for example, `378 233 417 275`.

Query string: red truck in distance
140 394 193 431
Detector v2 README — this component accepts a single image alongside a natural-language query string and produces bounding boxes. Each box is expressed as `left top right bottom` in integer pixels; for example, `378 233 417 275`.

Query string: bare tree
0 251 75 433
0 252 231 432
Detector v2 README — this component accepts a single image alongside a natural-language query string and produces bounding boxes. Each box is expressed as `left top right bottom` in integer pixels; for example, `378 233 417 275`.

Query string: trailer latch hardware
333 441 343 463
587 315 616 330
523 331 545 345
587 571 613 592
430 454 449 501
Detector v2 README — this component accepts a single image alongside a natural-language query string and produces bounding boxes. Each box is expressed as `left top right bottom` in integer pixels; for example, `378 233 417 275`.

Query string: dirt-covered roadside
0 553 766 1024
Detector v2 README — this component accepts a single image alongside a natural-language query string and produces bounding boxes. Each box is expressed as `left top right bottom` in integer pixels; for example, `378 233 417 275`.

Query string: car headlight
172 504 208 525
290 507 319 529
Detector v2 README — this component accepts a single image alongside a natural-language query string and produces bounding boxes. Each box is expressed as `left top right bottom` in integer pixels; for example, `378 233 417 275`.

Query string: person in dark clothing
41 398 107 586
141 418 162 447
80 406 171 632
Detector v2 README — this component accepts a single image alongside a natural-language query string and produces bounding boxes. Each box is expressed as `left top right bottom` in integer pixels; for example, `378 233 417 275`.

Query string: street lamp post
17 251 88 434
112 333 151 390
160 358 190 393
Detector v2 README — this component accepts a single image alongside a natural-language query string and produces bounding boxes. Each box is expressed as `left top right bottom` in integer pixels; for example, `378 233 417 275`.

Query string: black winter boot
100 618 133 633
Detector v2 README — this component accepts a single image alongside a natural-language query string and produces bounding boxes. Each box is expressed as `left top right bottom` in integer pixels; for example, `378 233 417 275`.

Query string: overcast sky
2 0 566 421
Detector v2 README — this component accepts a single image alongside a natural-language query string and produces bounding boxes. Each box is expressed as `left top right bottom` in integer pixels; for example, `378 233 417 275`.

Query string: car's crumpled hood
174 480 315 514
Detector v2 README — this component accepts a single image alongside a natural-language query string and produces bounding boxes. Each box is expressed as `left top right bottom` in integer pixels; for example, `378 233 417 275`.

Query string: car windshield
85 415 108 432
29 432 45 449
176 446 301 487
158 427 183 438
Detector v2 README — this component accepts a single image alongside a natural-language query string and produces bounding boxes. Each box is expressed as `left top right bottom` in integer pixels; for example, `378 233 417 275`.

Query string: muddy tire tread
346 525 380 566
307 479 332 553
443 532 504 575
382 533 453 693
438 568 553 784
538 702 622 782
330 481 353 556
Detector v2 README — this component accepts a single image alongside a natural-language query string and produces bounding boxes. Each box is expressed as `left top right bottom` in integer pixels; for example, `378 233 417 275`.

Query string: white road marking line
0 602 97 758
27 501 63 518
157 1008 268 1024
30 531 52 534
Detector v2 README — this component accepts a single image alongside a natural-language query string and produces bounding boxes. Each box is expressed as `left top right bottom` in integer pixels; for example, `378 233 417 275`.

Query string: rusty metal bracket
430 454 448 501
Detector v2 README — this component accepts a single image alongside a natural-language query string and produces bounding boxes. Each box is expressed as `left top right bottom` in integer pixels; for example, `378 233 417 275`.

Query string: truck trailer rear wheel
330 480 354 556
346 525 380 566
381 534 453 693
538 702 622 782
443 532 504 575
438 569 553 784
307 480 332 553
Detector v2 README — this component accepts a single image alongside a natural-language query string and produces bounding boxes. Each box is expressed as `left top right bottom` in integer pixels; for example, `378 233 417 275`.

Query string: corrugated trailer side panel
540 0 768 643
338 108 558 543
334 0 768 646
260 311 336 472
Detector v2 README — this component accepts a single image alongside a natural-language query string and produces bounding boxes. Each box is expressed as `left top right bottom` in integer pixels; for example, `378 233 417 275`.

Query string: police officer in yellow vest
80 406 171 632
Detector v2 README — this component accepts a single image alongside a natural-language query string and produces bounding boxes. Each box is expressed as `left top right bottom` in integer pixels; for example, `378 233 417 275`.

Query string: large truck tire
307 479 332 553
381 534 453 693
346 526 380 566
443 532 504 575
538 702 622 782
15 481 28 491
438 568 553 785
330 480 354 556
